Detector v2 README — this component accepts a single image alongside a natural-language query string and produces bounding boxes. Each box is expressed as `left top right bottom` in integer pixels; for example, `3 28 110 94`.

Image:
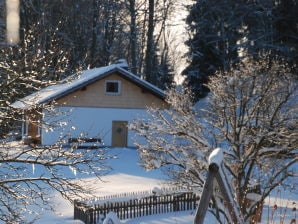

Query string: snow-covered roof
11 63 166 109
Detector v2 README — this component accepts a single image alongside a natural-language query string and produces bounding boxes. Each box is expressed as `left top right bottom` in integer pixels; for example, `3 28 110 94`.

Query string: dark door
112 121 128 147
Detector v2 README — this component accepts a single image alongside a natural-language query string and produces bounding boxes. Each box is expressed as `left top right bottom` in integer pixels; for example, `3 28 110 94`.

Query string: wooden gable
55 71 168 109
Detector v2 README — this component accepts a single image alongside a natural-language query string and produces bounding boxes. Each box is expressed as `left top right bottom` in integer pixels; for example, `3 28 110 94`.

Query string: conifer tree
183 0 298 100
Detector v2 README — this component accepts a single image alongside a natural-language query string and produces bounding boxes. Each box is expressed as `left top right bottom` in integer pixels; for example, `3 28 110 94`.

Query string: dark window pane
106 81 119 93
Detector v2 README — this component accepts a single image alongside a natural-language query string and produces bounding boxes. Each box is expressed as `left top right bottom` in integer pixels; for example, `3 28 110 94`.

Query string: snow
10 147 298 223
246 192 262 202
103 212 121 224
208 147 224 166
34 148 171 223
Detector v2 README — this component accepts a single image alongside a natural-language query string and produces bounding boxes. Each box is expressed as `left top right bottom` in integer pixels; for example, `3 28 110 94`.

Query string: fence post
86 207 94 224
74 200 78 220
74 199 89 223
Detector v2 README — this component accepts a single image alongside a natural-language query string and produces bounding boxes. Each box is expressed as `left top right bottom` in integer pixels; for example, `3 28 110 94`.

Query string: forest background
0 0 297 103
0 0 297 223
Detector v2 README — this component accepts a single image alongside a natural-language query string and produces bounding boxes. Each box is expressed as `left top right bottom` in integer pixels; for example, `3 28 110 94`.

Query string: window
105 80 121 95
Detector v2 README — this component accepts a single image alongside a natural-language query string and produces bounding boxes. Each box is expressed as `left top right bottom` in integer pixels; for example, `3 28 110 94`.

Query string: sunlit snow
32 147 298 224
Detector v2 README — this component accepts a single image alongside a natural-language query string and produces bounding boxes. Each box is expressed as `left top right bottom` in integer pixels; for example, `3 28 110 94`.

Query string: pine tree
272 0 298 65
183 0 298 100
183 0 243 100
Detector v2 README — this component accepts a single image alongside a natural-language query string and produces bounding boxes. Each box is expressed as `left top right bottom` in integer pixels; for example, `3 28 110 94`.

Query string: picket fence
74 189 199 224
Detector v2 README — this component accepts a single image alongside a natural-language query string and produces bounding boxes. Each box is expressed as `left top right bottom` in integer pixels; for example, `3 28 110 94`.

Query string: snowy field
32 148 297 223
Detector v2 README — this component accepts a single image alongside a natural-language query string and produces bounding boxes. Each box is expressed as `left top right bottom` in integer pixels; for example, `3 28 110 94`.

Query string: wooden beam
193 163 218 224
215 169 243 224
193 147 244 224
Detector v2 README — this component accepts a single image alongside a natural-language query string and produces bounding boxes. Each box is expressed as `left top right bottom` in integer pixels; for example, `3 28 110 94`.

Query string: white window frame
105 80 121 95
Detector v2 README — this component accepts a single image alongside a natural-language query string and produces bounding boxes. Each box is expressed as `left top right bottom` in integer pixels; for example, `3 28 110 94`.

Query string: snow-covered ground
31 148 297 223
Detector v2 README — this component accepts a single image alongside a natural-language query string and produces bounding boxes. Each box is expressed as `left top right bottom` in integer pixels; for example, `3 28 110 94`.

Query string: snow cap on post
208 148 224 167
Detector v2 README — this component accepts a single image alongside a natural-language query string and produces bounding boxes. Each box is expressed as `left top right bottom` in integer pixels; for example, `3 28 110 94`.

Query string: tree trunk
0 0 6 43
145 0 155 84
90 0 99 67
128 0 138 74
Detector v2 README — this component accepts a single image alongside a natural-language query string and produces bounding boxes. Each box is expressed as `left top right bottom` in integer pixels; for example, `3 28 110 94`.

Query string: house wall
41 107 148 147
38 71 168 146
55 73 167 109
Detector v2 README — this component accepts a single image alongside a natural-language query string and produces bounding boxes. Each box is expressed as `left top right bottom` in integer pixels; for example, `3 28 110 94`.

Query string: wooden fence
74 190 199 224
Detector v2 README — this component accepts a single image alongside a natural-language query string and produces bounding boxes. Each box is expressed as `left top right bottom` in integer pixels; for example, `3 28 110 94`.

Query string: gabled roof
11 63 166 109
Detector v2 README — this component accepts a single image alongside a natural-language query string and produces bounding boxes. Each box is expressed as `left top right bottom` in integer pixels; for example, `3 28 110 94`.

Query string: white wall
41 107 146 147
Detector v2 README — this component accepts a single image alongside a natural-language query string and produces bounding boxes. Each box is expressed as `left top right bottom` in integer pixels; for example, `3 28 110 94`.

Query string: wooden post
194 148 244 224
193 163 218 224
215 169 242 224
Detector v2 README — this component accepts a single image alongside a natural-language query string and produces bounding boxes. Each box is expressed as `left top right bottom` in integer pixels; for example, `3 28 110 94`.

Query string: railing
74 189 199 224
67 137 102 149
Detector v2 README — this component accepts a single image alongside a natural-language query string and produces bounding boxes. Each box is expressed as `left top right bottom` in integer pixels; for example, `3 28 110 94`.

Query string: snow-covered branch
132 57 297 223
0 137 111 223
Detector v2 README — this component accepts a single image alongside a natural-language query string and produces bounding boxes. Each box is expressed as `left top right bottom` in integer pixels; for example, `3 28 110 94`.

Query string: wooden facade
56 72 167 109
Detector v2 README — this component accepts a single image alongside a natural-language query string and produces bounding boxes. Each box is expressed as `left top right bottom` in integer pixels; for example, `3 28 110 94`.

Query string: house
12 61 168 147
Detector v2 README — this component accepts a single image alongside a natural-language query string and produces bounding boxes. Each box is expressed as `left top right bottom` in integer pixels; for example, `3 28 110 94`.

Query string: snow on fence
74 188 199 224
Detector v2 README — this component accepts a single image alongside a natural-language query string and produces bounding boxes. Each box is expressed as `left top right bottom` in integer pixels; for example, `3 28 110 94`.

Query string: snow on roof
11 63 166 109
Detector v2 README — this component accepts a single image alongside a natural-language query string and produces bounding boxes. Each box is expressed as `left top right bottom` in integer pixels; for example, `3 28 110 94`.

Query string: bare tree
0 18 110 222
17 0 178 87
143 0 176 88
127 0 138 74
0 23 75 138
0 67 110 222
207 57 297 221
131 57 298 222
144 0 155 83
0 138 110 223
122 0 176 86
131 88 212 187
